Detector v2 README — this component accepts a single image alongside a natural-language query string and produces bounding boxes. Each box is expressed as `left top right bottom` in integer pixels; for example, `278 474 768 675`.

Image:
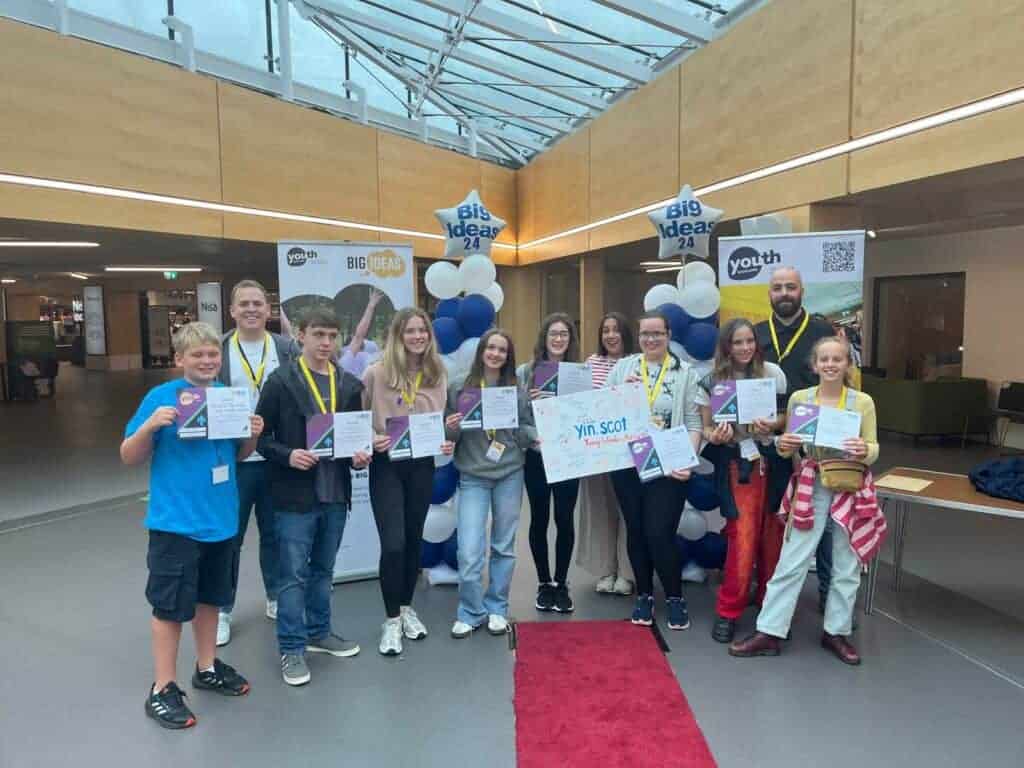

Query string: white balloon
703 506 726 534
643 283 680 312
425 261 461 300
423 504 457 543
481 281 505 312
439 352 459 379
459 254 497 295
691 359 713 380
678 505 708 541
669 340 695 365
456 336 480 370
676 261 716 292
678 281 720 319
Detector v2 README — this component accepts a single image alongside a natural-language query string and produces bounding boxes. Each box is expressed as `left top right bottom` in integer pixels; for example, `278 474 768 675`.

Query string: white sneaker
451 620 476 639
487 614 509 635
265 599 277 621
216 611 232 647
595 575 616 593
612 576 635 595
400 606 428 640
681 562 707 584
379 618 403 656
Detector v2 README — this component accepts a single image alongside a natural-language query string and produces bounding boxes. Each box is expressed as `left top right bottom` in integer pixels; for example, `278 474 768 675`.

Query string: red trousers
716 459 785 620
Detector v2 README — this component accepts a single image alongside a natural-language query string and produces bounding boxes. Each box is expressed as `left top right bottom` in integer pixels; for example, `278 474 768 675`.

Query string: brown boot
729 631 781 658
821 632 861 665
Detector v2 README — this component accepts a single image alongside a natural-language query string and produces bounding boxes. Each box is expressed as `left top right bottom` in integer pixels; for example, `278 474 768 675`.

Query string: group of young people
126 267 884 732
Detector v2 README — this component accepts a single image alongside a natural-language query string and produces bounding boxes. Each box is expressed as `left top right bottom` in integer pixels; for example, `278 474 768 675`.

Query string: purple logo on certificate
789 403 820 442
457 388 483 430
710 381 738 423
628 435 664 483
532 361 558 396
176 387 208 439
386 415 412 460
307 413 334 458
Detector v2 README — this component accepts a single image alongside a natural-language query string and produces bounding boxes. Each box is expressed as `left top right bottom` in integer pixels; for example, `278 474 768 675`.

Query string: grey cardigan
604 353 703 433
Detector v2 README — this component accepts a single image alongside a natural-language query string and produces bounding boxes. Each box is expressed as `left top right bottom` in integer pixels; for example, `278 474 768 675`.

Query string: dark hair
712 318 765 382
463 328 517 388
533 312 578 363
596 312 634 357
637 310 670 333
299 307 341 331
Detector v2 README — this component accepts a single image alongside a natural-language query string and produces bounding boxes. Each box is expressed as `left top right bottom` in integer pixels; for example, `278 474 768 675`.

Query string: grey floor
2 366 1023 767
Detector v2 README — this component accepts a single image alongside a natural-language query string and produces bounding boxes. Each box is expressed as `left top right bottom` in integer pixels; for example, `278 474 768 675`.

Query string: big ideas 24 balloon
647 184 723 261
434 189 507 260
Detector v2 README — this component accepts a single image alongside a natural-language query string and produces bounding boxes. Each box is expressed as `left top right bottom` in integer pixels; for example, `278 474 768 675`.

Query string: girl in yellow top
730 336 879 666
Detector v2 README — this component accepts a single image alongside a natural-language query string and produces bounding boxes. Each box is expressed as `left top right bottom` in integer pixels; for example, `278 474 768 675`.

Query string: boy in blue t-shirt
122 322 263 730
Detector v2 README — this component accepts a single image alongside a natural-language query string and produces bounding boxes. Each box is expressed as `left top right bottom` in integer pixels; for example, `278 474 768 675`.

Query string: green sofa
861 374 990 442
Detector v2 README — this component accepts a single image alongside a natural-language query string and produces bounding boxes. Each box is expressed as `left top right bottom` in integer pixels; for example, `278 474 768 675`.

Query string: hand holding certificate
333 411 373 458
387 412 447 460
710 379 777 424
533 362 593 397
481 386 519 430
628 426 699 483
177 386 252 440
813 406 862 450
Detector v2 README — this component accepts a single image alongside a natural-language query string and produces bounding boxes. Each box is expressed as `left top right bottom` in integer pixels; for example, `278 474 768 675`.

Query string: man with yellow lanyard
754 266 843 615
216 280 297 646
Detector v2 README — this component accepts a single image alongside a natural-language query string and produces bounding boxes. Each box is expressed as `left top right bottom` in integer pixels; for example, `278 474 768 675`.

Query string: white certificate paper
410 411 446 458
205 387 252 440
813 406 862 450
650 426 700 474
736 378 777 424
333 411 373 458
482 386 519 430
557 362 593 396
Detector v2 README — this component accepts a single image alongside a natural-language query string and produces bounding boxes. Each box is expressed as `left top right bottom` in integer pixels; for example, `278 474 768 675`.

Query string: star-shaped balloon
648 185 723 260
434 189 507 260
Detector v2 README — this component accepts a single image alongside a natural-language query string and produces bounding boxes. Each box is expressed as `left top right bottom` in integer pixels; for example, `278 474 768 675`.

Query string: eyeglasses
638 332 667 340
547 331 570 339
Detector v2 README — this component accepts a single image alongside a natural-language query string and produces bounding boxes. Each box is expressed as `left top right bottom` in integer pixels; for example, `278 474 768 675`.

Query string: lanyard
480 376 496 441
769 310 810 362
401 371 423 409
640 355 670 411
814 386 848 410
299 357 336 414
233 332 269 391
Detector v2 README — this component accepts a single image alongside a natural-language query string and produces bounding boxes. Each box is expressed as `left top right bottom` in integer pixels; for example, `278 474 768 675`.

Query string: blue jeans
275 503 347 655
225 461 278 612
456 470 523 626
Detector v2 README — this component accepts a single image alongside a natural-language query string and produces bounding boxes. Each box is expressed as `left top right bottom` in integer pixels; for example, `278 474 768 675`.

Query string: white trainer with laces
487 615 509 635
400 606 428 640
612 577 635 595
216 611 232 647
265 599 277 621
379 618 403 656
450 620 476 639
595 575 616 594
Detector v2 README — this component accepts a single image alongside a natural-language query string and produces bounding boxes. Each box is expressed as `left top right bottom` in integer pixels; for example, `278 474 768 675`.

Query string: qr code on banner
822 240 856 273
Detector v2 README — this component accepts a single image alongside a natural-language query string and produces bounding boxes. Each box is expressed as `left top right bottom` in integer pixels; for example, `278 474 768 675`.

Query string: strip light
69 273 89 280
521 85 1024 249
105 267 203 273
0 241 99 248
1 278 15 284
644 265 683 273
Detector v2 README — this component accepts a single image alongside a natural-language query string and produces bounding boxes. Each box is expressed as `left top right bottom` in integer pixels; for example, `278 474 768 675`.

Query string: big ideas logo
726 246 782 281
286 246 405 279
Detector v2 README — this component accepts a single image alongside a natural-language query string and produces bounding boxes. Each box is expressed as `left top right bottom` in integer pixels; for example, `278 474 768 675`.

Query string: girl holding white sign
730 336 883 666
698 318 787 644
444 329 536 639
363 308 453 657
605 311 704 631
516 312 582 614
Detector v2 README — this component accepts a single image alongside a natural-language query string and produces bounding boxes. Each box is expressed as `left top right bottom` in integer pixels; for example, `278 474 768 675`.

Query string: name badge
485 440 506 463
739 438 760 461
212 465 230 485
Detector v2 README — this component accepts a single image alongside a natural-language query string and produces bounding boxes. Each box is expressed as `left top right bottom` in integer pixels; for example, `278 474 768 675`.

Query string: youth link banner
277 241 415 582
717 231 866 363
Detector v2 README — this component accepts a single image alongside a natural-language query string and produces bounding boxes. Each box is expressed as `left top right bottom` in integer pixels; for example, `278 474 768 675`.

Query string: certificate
456 388 483 430
788 403 820 443
629 426 699 482
814 406 862 450
555 363 593 396
176 387 208 439
481 386 519 430
206 387 253 440
333 411 373 458
709 381 738 423
736 378 777 424
307 413 335 458
386 416 412 460
409 412 446 458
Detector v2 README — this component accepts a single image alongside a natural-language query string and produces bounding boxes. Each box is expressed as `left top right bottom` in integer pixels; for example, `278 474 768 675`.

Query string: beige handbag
819 459 867 492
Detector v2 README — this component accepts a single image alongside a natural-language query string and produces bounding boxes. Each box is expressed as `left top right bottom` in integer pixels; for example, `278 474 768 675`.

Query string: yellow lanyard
640 355 670 411
814 386 848 410
769 310 810 362
299 357 336 414
233 332 269 391
480 377 496 441
401 371 423 409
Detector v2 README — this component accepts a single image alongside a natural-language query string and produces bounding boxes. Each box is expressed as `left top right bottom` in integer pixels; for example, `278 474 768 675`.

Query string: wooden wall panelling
523 129 591 243
221 214 380 245
480 163 518 246
0 19 222 201
679 0 853 188
852 0 1024 138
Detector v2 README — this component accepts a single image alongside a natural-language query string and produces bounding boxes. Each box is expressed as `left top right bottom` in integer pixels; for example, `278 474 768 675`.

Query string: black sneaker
552 583 575 613
666 597 691 631
192 658 251 696
711 616 735 643
145 681 196 730
535 583 556 611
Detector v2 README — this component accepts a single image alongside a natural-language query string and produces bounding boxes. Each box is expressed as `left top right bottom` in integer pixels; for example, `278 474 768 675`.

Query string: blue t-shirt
125 378 239 542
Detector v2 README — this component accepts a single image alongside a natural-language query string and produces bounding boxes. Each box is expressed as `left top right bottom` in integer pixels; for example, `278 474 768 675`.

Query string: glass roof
48 1 758 166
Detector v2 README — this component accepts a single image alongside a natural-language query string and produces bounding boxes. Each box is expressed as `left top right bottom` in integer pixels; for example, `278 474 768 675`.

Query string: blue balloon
657 303 691 344
676 532 727 570
456 293 496 339
421 540 444 568
683 321 718 361
442 530 459 571
433 317 465 355
431 462 459 505
686 472 721 511
435 298 461 320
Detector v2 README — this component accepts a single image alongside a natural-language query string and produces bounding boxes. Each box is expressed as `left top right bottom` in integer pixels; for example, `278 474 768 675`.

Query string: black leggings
610 469 686 599
369 454 435 618
524 449 579 585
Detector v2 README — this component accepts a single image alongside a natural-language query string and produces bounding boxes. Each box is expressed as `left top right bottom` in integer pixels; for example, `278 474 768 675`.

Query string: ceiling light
644 265 683 273
866 230 877 239
0 241 99 248
105 267 203 273
70 272 89 280
1 278 15 284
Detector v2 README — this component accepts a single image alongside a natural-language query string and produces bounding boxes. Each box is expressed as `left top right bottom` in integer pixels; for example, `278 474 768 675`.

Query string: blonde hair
381 307 444 390
173 322 221 355
810 336 856 387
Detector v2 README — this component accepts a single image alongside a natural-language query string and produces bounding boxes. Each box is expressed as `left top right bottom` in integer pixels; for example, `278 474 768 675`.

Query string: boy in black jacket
256 308 371 686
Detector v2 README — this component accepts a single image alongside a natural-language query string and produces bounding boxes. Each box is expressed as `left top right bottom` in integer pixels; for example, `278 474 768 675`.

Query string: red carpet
513 621 717 768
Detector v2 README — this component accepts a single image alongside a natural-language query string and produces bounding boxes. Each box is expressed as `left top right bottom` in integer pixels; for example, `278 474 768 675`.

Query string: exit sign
163 271 178 280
